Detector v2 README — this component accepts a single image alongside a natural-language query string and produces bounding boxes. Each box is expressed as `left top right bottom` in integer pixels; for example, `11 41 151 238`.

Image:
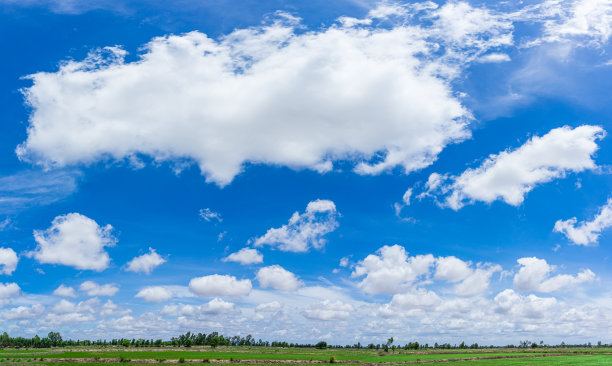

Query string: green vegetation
0 331 610 365
0 345 609 365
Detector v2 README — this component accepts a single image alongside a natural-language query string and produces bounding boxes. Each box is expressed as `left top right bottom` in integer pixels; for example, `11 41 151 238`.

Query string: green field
0 346 610 365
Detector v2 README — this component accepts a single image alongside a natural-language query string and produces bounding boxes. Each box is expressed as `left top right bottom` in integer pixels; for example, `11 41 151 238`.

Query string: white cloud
478 53 511 63
424 125 605 209
493 289 557 319
431 1 513 57
125 247 166 274
135 286 173 303
160 298 236 318
539 0 612 46
394 188 413 217
554 197 612 245
303 299 354 321
201 297 236 314
434 256 501 297
28 213 116 271
390 288 441 309
189 274 252 297
452 264 502 297
513 257 596 292
16 7 499 187
0 170 78 214
339 256 350 268
199 208 222 222
0 247 18 275
52 299 77 314
223 247 263 265
256 265 302 291
100 299 131 318
434 256 472 283
0 282 20 300
253 200 339 252
79 281 119 296
1 304 44 320
352 245 434 294
52 284 77 298
255 300 282 312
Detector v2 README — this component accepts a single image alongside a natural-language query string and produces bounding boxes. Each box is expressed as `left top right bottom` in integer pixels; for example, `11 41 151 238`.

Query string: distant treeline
0 331 608 349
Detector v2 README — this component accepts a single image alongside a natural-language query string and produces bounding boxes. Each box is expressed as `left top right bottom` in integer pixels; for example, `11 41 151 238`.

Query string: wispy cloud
0 170 79 214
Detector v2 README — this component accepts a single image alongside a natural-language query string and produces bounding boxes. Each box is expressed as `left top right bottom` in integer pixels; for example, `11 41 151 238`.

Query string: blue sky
0 0 612 345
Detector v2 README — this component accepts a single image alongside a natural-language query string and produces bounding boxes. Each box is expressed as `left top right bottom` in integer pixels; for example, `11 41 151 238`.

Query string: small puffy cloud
223 248 263 265
0 282 20 300
100 299 131 318
256 265 302 291
0 247 18 275
189 274 252 297
452 264 502 297
493 289 557 319
434 256 472 283
352 245 434 294
303 300 354 321
135 286 173 303
79 281 119 296
52 299 77 314
424 125 605 209
554 198 612 246
478 53 511 63
199 208 222 222
52 284 77 298
125 247 166 274
201 297 235 314
513 257 596 293
434 256 501 297
339 256 350 268
256 301 282 312
1 304 44 320
253 200 339 252
28 213 116 271
390 288 441 309
161 298 236 318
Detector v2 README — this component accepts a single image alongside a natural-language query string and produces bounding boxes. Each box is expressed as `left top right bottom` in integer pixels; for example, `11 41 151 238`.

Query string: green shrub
119 356 130 363
178 357 185 363
329 356 336 363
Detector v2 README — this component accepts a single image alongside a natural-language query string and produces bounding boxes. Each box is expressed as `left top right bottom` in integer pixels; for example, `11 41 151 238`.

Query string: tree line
0 331 607 349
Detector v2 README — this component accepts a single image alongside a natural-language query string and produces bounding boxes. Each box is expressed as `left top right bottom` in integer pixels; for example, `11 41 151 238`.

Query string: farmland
0 346 610 365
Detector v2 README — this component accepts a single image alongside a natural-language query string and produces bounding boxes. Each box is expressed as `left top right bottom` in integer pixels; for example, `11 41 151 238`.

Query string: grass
0 346 609 365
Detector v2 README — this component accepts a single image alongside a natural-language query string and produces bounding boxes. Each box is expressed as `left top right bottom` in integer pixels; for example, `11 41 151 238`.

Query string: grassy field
0 346 610 364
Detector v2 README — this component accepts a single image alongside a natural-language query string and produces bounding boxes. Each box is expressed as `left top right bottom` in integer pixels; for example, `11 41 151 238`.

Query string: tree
48 332 62 347
315 341 327 349
122 339 131 347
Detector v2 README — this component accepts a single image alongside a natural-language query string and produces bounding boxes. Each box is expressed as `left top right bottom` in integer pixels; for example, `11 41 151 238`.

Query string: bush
119 356 130 363
202 359 210 363
178 357 185 363
329 357 336 363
